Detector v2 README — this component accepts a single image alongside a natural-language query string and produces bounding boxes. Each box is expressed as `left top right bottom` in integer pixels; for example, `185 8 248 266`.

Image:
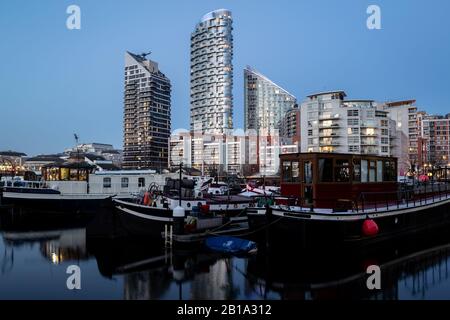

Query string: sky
0 0 449 155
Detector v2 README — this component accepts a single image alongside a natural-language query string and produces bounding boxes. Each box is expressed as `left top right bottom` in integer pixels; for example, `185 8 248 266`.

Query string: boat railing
270 182 450 214
358 182 450 213
0 180 48 189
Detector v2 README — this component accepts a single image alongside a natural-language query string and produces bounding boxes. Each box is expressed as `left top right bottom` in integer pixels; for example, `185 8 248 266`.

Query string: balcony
319 131 342 138
319 123 340 129
319 114 341 121
361 140 378 146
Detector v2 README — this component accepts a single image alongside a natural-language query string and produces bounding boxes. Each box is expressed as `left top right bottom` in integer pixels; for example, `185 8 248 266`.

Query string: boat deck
275 193 450 216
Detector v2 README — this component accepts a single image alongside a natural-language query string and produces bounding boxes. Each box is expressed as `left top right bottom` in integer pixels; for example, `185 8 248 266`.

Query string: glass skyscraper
244 66 297 134
190 9 234 134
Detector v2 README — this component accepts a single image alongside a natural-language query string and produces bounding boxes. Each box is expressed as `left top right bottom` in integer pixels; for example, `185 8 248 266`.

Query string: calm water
2 208 450 300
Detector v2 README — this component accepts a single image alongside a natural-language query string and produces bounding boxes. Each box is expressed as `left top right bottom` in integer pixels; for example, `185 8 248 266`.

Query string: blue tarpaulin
205 236 257 255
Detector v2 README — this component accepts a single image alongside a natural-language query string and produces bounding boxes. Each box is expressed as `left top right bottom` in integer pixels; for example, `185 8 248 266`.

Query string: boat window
353 159 361 182
361 160 368 183
47 168 60 181
369 161 376 182
319 158 333 182
292 162 300 183
79 170 88 182
384 161 396 182
70 169 78 181
282 161 292 182
61 168 70 181
121 177 129 188
377 161 383 182
103 177 112 188
304 161 313 184
138 177 146 188
304 186 313 205
335 159 350 182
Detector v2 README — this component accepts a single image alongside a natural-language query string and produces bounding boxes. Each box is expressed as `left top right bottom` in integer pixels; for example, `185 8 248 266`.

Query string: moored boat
248 152 450 249
113 177 258 239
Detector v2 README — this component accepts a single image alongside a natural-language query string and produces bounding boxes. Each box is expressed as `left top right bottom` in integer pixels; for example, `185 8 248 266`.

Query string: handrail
358 182 450 213
268 182 450 215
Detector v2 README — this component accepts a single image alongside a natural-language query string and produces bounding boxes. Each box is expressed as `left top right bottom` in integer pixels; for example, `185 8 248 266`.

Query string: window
103 178 112 188
348 119 359 126
348 127 359 135
348 136 360 144
292 162 300 183
347 110 359 117
138 178 146 188
369 161 376 182
361 160 368 183
319 158 333 182
383 161 396 182
349 146 360 152
353 159 361 182
335 159 350 182
377 161 383 182
121 178 129 188
304 161 313 184
282 161 292 182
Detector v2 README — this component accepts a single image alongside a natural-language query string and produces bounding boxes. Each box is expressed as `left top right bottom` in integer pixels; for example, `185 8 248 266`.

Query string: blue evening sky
0 0 449 155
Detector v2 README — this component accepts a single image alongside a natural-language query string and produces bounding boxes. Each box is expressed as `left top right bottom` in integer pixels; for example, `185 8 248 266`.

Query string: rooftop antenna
140 51 152 59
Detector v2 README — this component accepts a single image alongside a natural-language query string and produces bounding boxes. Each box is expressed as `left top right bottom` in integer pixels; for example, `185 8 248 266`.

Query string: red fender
362 219 379 237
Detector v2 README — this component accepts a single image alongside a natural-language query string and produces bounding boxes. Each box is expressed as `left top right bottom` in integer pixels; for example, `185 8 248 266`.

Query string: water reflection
2 209 450 300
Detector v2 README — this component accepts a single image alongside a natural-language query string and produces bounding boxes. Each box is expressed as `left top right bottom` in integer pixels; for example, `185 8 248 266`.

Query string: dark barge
248 152 450 249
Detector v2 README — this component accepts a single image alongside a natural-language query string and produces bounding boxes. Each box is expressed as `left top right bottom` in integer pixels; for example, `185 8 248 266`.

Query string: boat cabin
280 153 398 209
42 162 95 182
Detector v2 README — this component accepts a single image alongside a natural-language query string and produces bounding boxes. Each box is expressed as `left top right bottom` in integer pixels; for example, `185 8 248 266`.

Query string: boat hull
114 199 174 239
1 190 114 214
251 198 450 249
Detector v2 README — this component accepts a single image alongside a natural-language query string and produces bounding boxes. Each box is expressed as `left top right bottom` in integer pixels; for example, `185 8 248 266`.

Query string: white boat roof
93 170 157 176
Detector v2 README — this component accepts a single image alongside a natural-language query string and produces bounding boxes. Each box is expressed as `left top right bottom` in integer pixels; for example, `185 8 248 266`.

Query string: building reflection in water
124 269 172 300
40 229 88 265
4 209 450 300
190 259 239 300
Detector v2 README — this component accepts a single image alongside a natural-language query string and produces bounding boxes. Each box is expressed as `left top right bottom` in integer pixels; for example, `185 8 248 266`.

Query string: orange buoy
362 219 379 237
143 192 151 206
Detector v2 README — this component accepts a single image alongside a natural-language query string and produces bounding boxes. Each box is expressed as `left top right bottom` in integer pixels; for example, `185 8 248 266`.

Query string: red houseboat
248 153 450 249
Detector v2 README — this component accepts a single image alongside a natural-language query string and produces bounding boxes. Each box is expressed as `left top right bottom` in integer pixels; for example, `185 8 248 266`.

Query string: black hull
114 200 174 239
1 196 113 214
250 199 450 250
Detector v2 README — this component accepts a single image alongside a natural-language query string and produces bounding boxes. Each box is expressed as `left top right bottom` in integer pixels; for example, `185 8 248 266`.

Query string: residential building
244 66 297 134
301 91 390 154
280 106 301 146
381 100 418 175
417 113 450 169
169 129 298 177
123 51 171 171
190 9 234 134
